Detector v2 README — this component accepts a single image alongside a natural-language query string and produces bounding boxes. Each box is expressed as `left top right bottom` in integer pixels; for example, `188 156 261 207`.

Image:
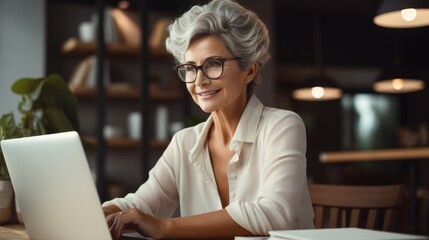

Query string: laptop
1 131 113 240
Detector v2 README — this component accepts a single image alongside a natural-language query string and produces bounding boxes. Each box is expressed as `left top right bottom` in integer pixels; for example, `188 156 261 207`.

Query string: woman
103 0 314 239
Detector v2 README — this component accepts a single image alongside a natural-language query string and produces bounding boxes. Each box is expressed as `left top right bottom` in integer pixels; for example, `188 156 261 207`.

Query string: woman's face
184 35 255 114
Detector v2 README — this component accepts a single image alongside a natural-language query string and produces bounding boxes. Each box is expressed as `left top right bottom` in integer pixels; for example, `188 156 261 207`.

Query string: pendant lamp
372 31 425 93
292 12 342 101
374 0 429 28
373 67 425 93
292 75 342 101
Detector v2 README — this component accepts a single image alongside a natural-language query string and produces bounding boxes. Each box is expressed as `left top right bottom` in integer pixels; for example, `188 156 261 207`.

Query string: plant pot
0 180 13 224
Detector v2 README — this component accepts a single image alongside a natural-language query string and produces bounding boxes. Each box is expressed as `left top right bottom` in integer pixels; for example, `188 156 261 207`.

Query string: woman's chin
197 102 218 113
199 106 215 113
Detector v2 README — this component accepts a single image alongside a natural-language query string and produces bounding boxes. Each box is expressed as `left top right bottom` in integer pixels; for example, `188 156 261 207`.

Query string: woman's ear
245 62 258 84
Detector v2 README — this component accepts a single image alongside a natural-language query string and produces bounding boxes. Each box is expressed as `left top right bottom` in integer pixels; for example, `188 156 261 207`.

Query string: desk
320 147 429 234
0 224 238 240
320 147 429 163
0 224 28 240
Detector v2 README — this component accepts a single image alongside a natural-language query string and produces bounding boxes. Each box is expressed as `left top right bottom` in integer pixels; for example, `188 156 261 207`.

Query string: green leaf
11 77 43 97
0 112 21 180
42 108 75 133
37 74 80 132
0 112 22 139
18 95 33 113
0 153 10 180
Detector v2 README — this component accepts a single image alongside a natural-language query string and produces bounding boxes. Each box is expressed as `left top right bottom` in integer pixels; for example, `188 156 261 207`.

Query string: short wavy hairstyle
165 0 271 97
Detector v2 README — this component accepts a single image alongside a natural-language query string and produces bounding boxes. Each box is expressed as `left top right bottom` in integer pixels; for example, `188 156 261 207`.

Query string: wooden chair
308 184 406 231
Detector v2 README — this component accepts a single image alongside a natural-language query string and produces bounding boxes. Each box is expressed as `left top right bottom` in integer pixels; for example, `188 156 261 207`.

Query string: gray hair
165 0 270 96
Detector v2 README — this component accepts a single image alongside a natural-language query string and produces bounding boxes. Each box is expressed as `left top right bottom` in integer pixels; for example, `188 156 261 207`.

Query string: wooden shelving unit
56 2 184 200
71 85 182 100
62 37 169 59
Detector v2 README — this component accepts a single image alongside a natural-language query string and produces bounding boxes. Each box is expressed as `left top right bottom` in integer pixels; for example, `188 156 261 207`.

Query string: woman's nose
194 70 210 87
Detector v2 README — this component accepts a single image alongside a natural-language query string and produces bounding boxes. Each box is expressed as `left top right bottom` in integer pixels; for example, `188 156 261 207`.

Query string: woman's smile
197 89 221 98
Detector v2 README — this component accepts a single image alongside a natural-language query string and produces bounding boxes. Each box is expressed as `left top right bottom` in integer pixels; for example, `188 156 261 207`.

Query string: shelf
71 85 182 100
62 38 169 59
83 136 170 149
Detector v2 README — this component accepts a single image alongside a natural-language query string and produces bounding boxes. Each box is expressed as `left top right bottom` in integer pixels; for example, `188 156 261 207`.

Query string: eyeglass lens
176 59 224 83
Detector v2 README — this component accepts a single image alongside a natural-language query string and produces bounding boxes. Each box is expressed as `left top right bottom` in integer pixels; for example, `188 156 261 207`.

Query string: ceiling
275 0 381 15
274 0 429 66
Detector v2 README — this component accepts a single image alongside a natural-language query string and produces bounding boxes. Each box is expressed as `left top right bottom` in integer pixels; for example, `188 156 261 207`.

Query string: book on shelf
110 8 140 46
268 228 427 240
68 55 110 90
149 18 171 53
90 7 122 44
68 55 94 91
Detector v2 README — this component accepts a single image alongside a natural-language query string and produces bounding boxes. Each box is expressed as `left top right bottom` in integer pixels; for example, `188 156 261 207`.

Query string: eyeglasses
173 57 241 83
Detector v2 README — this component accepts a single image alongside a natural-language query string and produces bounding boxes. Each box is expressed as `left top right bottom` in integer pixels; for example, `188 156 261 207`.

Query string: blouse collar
188 95 264 162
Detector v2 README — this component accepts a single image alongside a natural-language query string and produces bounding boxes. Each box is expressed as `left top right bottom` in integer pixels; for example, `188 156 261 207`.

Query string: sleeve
101 134 181 218
225 112 314 235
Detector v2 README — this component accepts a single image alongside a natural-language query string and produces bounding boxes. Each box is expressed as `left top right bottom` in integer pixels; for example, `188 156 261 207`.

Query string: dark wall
273 3 429 188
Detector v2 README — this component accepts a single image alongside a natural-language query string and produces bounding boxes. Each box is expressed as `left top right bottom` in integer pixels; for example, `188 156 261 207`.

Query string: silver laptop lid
1 131 112 240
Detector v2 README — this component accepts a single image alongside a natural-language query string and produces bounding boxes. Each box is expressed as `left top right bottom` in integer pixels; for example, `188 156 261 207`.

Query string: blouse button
230 173 236 179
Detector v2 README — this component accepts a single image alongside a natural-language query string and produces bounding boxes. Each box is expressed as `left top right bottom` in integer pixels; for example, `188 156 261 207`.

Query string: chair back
308 184 406 231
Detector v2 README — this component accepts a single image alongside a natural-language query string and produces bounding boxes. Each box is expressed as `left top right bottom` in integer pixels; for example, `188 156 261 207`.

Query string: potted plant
0 74 80 224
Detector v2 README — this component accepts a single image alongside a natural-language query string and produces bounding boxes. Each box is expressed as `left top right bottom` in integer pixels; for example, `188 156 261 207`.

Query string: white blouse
102 95 315 235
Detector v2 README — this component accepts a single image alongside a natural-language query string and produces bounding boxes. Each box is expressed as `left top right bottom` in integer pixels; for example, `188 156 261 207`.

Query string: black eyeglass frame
173 57 241 83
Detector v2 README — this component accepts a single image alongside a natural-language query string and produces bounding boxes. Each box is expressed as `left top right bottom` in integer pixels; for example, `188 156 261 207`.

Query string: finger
106 214 114 227
110 217 121 239
106 211 121 227
113 212 128 240
108 212 124 240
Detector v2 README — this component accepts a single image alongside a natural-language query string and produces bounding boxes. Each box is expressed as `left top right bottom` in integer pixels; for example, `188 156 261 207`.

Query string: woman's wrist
102 205 121 216
158 218 175 239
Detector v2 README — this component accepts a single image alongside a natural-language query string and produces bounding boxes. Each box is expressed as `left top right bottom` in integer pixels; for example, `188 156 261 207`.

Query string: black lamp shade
374 0 429 28
292 74 343 101
373 65 425 93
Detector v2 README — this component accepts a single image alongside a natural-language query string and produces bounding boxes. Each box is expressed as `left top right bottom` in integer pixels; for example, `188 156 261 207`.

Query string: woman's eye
183 65 194 71
206 60 221 68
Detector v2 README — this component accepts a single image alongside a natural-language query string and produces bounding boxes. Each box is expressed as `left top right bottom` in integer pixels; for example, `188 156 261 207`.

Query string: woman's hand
106 208 168 240
102 205 121 217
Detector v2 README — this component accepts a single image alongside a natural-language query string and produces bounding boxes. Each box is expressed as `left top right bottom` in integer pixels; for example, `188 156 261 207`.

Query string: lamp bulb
311 86 325 99
401 8 417 21
392 78 404 90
